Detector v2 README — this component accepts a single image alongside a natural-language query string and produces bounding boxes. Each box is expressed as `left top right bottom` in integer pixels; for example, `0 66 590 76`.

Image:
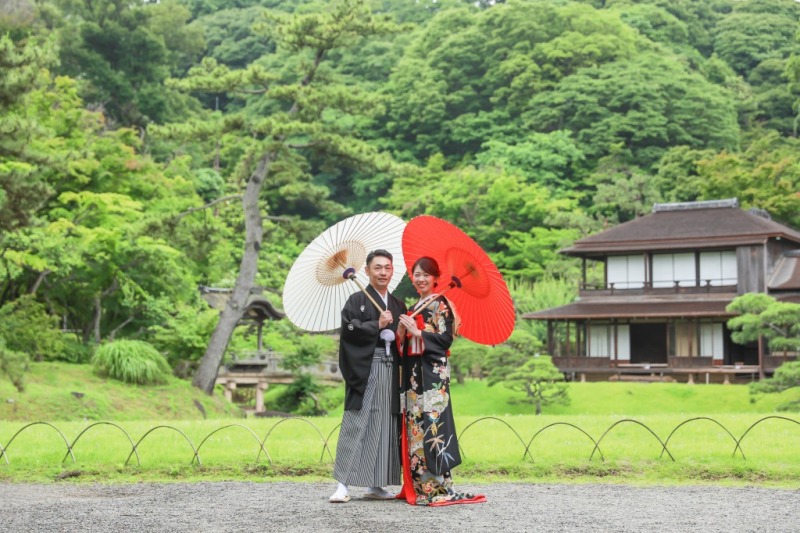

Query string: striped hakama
333 347 400 487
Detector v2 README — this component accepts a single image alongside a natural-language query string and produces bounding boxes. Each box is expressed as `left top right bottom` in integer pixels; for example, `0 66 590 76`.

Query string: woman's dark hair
412 256 441 277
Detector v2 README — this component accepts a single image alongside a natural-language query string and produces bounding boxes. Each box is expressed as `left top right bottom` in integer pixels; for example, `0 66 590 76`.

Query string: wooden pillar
586 320 591 358
665 321 671 359
547 321 554 356
224 380 237 402
582 257 586 289
255 380 268 413
566 322 571 356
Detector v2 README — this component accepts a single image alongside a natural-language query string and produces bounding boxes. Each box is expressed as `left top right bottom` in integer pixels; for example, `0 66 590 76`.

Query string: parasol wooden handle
342 267 384 313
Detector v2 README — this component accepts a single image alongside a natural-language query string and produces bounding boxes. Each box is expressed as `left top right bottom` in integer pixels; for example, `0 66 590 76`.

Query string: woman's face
412 265 437 297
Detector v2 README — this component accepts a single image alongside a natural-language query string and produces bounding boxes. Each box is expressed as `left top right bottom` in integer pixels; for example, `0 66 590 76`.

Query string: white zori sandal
329 483 351 503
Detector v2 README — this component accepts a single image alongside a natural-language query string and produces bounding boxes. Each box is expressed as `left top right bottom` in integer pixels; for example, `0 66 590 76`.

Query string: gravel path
1 482 797 532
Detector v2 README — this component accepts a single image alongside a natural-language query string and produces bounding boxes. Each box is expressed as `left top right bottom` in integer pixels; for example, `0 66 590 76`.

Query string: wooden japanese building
524 199 800 382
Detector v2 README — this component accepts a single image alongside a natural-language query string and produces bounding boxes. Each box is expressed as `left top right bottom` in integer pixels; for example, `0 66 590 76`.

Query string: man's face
365 255 393 292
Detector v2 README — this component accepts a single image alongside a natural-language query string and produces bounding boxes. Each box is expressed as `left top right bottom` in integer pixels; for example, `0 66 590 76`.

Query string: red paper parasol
402 215 515 345
283 212 406 332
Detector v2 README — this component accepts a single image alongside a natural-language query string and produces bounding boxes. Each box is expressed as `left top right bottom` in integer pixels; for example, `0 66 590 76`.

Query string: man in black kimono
330 249 406 503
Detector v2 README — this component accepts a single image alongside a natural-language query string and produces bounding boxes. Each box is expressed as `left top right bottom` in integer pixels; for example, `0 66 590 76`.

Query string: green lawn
0 362 240 421
449 379 800 416
3 362 800 421
1 413 798 485
2 363 799 486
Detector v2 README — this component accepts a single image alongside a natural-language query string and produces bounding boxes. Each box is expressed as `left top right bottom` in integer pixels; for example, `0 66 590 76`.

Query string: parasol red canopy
402 215 515 345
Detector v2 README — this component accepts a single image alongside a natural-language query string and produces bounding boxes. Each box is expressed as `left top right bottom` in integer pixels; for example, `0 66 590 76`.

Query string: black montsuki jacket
338 284 406 412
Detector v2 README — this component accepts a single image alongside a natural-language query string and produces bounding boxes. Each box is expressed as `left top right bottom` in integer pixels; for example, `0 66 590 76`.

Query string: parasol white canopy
282 211 406 331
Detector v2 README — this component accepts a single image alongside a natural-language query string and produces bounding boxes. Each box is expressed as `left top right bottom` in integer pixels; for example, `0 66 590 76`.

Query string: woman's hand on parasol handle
407 275 460 318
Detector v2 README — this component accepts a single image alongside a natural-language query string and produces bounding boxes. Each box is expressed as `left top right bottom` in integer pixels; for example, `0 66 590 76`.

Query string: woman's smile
412 268 436 296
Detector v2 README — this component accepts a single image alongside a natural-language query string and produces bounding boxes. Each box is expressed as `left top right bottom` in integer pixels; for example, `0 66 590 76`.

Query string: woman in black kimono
396 256 486 507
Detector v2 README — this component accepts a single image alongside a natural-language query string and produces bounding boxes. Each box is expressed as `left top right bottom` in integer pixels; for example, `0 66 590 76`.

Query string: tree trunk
192 156 270 393
92 295 102 344
454 364 465 385
29 269 50 294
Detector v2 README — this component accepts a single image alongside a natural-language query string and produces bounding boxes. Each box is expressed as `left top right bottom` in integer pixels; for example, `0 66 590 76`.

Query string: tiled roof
562 205 800 256
523 298 736 320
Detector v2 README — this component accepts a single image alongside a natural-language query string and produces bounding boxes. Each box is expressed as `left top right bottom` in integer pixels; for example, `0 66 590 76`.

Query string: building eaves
561 206 800 257
523 298 737 320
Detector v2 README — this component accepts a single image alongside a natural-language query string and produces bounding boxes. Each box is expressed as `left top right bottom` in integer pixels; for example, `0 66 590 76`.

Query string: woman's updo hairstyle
412 256 440 276
412 256 441 287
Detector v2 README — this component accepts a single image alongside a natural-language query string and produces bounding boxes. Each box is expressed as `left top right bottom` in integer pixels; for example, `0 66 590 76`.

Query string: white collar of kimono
376 290 388 307
368 284 389 308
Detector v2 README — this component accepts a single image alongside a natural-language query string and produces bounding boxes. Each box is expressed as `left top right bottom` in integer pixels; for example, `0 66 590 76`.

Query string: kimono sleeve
420 297 454 356
341 294 379 347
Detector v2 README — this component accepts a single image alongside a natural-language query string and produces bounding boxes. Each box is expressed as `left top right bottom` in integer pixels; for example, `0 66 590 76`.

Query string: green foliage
526 51 740 170
195 6 278 70
693 131 800 228
485 330 569 415
148 304 220 368
728 293 800 412
59 337 94 364
382 0 641 162
0 295 65 362
712 0 800 76
750 361 800 394
387 162 584 280
509 277 578 340
54 0 203 126
0 33 58 232
3 0 800 394
475 131 586 192
749 361 800 412
92 340 172 385
586 147 662 224
0 337 29 392
450 338 491 383
273 334 335 415
279 334 334 373
726 293 800 353
272 373 324 416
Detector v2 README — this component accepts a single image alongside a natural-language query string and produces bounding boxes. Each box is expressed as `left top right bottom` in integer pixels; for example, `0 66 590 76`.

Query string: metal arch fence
0 416 798 467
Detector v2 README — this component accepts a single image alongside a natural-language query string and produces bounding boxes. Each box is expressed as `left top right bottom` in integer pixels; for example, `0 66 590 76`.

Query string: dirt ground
1 482 798 532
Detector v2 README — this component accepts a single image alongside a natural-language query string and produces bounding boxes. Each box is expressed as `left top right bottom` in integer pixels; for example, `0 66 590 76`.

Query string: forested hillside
1 0 799 391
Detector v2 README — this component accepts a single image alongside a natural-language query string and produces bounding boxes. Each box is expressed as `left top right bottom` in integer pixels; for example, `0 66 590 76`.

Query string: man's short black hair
366 249 393 266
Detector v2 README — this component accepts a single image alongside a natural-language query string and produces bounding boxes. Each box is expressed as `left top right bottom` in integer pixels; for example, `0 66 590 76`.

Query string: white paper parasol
282 212 406 332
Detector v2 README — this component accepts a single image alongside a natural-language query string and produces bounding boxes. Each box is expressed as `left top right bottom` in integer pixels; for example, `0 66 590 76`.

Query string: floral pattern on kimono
398 295 481 506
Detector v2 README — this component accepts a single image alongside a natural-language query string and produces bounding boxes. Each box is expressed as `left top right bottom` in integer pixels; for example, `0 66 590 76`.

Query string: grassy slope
3 363 800 422
448 379 800 416
0 362 241 421
2 365 800 485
